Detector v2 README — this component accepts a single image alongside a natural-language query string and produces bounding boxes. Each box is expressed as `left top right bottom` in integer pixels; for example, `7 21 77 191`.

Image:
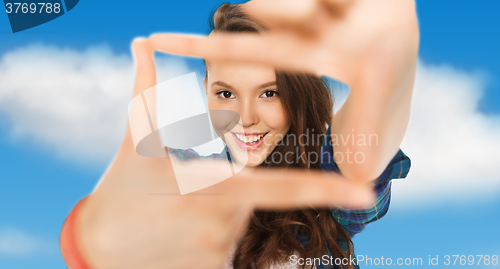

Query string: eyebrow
211 81 277 90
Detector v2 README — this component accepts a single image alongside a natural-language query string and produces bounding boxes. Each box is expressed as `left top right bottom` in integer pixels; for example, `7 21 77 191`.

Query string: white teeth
234 133 265 144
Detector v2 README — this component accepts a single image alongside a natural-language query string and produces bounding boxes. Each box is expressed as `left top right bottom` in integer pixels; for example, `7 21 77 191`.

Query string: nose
237 99 259 128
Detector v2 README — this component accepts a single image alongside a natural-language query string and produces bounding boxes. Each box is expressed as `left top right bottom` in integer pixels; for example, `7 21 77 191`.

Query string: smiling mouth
232 132 269 145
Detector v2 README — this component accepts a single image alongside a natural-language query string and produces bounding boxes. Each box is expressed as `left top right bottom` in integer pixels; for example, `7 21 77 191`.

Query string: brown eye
217 90 235 99
261 90 278 98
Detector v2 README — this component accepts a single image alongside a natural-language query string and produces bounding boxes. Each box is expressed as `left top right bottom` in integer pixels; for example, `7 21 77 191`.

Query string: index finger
212 166 376 210
149 33 317 74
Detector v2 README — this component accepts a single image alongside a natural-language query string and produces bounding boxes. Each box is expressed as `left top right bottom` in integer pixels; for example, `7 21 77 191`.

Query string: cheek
207 96 236 111
206 97 216 110
259 102 289 133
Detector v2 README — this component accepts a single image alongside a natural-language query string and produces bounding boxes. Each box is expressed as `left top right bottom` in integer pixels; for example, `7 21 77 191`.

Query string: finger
242 0 318 28
149 33 316 75
320 0 354 15
123 38 166 157
149 33 353 82
242 0 350 31
132 38 156 97
214 168 376 210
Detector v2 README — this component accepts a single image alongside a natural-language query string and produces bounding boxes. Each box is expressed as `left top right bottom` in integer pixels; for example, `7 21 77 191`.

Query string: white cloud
392 61 500 208
0 43 194 164
0 228 54 256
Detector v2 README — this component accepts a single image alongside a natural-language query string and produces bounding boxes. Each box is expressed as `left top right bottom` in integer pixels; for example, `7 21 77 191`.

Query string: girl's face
204 62 290 167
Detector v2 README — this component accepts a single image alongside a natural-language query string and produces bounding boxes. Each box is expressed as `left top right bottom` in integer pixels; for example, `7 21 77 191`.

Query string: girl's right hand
74 38 375 269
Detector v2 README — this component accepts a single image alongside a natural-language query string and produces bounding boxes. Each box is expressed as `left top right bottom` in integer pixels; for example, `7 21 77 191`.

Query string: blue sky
0 1 499 268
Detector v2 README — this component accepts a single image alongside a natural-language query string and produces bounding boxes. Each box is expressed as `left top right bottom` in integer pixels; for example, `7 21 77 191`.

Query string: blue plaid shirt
168 124 411 268
314 124 410 268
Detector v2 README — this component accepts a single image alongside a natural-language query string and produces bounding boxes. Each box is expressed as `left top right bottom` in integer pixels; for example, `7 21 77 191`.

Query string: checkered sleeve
166 147 223 161
320 125 411 238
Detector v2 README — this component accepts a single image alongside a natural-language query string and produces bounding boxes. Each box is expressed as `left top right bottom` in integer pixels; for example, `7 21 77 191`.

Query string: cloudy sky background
0 1 499 268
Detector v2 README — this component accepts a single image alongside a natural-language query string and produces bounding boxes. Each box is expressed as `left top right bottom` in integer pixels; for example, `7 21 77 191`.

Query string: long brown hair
206 3 354 268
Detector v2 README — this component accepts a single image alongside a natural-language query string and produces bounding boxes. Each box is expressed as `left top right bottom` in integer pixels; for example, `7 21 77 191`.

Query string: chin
245 157 265 167
230 151 266 167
